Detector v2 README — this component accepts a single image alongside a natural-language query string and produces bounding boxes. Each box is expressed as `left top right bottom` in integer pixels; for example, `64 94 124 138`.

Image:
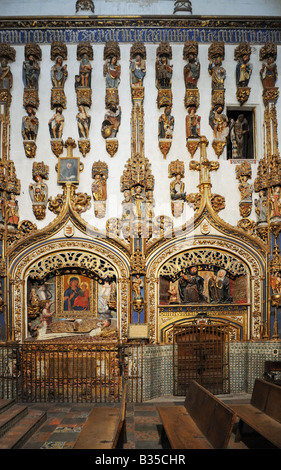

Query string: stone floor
17 393 277 451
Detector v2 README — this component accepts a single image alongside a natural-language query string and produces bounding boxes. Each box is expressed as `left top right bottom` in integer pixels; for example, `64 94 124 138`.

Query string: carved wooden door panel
173 321 230 396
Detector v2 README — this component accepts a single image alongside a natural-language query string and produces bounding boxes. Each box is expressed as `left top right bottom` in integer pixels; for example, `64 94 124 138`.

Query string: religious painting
226 109 255 161
57 157 79 184
159 266 248 306
59 274 95 316
26 274 118 341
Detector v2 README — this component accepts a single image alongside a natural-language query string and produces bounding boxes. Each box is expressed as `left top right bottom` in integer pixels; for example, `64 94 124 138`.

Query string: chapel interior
0 0 280 451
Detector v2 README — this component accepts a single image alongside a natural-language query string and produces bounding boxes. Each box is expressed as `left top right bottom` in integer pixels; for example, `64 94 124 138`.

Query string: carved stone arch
146 235 265 344
10 238 130 341
160 317 243 344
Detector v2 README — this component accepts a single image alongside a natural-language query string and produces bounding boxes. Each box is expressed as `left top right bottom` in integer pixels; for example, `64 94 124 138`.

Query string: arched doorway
173 319 230 395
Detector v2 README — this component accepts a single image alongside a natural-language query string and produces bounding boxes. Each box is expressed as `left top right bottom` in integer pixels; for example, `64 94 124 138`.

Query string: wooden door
173 322 230 396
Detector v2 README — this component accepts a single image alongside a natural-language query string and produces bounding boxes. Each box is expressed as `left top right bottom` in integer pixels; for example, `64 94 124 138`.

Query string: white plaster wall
8 40 281 233
1 0 281 17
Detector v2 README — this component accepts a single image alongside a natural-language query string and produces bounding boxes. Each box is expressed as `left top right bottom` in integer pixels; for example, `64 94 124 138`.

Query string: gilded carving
260 43 278 90
103 42 121 103
101 42 121 157
50 41 68 110
183 40 200 109
48 106 64 140
120 152 155 239
147 236 263 343
234 43 252 105
236 161 253 218
158 106 174 158
105 139 119 158
78 138 90 158
12 240 129 342
76 42 93 106
209 104 229 157
29 162 49 221
186 105 201 157
92 161 108 218
156 42 173 108
208 43 226 97
0 44 16 99
130 42 146 102
50 139 64 158
22 43 41 109
22 105 39 158
76 0 95 13
168 160 186 218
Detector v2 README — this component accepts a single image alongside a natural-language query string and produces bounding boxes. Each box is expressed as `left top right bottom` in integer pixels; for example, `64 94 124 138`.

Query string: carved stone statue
101 104 121 139
255 189 268 225
230 114 250 159
236 50 252 89
260 43 278 89
23 54 40 90
48 106 64 139
158 106 174 139
186 106 201 138
270 185 281 221
76 105 91 139
91 161 108 218
51 55 68 88
156 54 173 90
29 162 49 220
184 50 200 89
104 55 121 89
169 160 186 218
209 105 229 140
7 193 19 228
0 58 13 91
130 54 146 87
22 106 39 141
208 55 226 91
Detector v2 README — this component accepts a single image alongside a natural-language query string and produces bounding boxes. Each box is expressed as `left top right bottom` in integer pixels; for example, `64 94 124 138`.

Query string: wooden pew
264 360 281 384
230 378 281 448
74 382 127 449
157 380 237 449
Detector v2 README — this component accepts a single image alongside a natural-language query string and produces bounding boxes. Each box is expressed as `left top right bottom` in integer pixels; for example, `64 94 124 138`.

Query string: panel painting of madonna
26 273 118 342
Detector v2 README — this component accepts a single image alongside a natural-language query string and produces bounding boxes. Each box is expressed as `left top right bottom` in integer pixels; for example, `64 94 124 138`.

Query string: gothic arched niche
159 249 248 306
146 235 265 344
10 239 130 342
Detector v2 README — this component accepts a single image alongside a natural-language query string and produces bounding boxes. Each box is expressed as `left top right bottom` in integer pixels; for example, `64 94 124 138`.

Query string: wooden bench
74 382 127 449
230 378 281 448
157 380 237 449
264 361 281 384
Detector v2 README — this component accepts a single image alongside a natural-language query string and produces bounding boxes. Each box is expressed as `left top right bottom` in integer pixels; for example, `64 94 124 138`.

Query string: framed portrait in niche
57 157 79 184
26 274 118 340
57 274 96 318
226 108 256 161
